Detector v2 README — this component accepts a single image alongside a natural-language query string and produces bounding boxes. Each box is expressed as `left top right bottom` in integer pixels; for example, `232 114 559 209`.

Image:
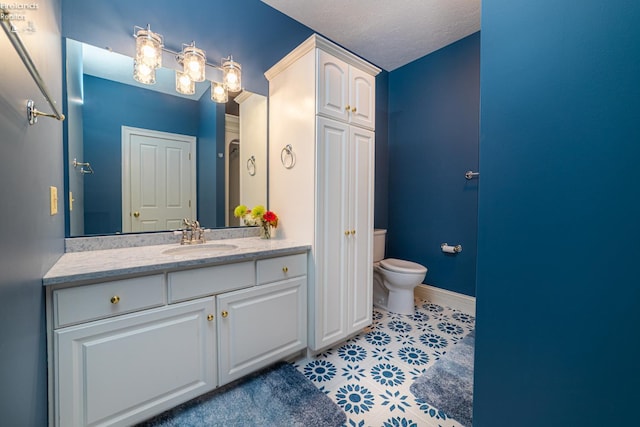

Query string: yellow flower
251 205 266 219
233 205 247 218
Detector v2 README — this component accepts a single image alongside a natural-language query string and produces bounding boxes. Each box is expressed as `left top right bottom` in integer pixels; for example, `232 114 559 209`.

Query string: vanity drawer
168 261 255 303
257 253 307 285
53 275 165 328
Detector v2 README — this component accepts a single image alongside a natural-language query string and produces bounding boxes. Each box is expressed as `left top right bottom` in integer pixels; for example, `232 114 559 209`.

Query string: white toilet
373 229 428 315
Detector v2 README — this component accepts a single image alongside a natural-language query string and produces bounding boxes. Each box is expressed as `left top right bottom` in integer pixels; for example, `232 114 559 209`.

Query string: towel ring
247 156 256 176
280 144 295 169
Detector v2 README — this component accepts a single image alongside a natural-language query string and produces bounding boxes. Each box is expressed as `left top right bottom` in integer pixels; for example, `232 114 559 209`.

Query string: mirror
64 39 267 237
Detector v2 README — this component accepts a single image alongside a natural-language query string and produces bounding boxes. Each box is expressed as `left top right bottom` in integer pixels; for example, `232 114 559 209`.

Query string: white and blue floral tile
295 298 475 427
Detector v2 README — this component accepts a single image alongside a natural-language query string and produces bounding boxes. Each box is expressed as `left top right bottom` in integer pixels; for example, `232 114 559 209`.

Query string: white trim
265 34 381 81
121 126 197 233
414 284 476 316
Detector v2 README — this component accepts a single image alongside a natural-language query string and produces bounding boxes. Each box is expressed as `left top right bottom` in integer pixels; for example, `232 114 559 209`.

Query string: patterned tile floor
294 298 475 427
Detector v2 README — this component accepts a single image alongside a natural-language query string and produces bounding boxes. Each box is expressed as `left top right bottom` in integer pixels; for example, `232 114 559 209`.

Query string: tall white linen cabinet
266 34 381 351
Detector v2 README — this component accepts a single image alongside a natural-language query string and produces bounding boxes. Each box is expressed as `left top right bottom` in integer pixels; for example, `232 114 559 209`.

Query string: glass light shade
134 27 163 69
133 60 156 85
222 57 242 92
211 81 228 103
182 44 206 82
175 71 195 95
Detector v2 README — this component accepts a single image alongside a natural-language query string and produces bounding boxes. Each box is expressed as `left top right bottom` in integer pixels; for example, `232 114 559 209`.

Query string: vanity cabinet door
217 277 307 386
54 297 216 427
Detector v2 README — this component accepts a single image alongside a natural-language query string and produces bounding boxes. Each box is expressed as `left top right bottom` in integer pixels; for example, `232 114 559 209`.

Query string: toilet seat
380 258 427 274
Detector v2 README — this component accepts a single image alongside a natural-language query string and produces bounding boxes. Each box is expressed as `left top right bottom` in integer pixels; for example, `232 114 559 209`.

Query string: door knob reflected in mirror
133 211 140 218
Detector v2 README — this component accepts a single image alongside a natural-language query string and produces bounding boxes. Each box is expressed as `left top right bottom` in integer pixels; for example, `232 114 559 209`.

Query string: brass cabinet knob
344 230 350 236
351 230 356 235
110 295 120 304
133 211 140 218
352 107 357 113
221 310 229 318
207 314 214 321
282 266 289 273
345 105 351 111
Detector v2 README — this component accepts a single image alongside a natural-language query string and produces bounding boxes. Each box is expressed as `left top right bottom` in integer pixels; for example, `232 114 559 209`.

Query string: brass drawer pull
282 266 289 273
110 295 120 304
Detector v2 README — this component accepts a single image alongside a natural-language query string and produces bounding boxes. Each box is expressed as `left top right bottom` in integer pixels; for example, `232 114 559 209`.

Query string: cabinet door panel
314 118 350 349
349 66 376 129
217 278 307 386
317 50 349 122
350 127 375 330
55 298 215 427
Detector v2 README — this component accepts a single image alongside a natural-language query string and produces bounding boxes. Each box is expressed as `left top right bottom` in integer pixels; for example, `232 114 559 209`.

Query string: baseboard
414 284 476 316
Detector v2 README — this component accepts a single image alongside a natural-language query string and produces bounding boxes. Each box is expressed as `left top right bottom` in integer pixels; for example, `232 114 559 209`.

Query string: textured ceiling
261 0 481 71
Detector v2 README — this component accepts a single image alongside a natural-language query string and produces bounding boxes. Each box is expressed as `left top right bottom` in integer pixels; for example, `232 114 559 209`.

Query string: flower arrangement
234 204 278 239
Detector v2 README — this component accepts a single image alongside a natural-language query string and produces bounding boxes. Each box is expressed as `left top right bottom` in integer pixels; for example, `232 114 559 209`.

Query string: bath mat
410 330 475 426
137 361 346 427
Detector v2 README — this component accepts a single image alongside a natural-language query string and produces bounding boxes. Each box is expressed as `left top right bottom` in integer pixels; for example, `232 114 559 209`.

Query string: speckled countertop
43 237 310 286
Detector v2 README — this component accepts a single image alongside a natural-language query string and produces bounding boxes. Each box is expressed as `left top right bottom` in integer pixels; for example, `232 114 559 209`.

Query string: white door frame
122 126 197 233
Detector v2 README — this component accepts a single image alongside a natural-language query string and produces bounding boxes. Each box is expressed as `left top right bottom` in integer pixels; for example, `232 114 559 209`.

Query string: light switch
50 186 58 215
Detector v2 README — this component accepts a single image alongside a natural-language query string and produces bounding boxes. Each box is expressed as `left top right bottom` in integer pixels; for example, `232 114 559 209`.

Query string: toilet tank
373 229 387 262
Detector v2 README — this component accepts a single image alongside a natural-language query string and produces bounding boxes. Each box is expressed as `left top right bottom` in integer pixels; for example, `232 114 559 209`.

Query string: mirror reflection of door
228 139 241 226
225 114 240 226
122 126 197 232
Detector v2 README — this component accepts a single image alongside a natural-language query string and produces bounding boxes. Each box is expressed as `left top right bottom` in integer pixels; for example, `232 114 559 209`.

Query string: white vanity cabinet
46 248 308 427
266 34 380 352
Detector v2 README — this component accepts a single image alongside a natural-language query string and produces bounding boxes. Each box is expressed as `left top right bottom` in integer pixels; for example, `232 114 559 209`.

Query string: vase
260 224 272 239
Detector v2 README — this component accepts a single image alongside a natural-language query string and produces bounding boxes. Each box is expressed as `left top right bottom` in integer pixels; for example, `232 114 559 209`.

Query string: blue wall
474 1 640 425
83 75 201 234
0 1 63 425
387 33 480 297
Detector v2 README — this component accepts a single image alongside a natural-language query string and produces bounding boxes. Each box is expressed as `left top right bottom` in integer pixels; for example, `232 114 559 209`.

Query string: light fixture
175 71 195 95
181 42 206 82
133 60 156 84
134 25 163 69
133 25 242 103
211 81 228 103
222 56 242 92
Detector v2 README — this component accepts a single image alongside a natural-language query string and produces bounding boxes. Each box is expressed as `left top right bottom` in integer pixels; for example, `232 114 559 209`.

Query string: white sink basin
162 243 238 256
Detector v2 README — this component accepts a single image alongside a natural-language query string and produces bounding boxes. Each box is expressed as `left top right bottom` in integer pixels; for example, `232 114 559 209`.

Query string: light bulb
181 44 206 82
176 71 195 95
142 44 157 59
133 60 156 84
211 81 228 103
222 57 242 92
134 26 163 69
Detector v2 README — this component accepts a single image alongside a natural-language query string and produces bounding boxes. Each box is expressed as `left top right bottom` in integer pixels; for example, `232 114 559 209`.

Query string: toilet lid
380 258 427 274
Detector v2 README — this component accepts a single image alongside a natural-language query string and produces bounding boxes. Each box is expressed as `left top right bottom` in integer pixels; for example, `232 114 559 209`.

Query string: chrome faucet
180 218 206 245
